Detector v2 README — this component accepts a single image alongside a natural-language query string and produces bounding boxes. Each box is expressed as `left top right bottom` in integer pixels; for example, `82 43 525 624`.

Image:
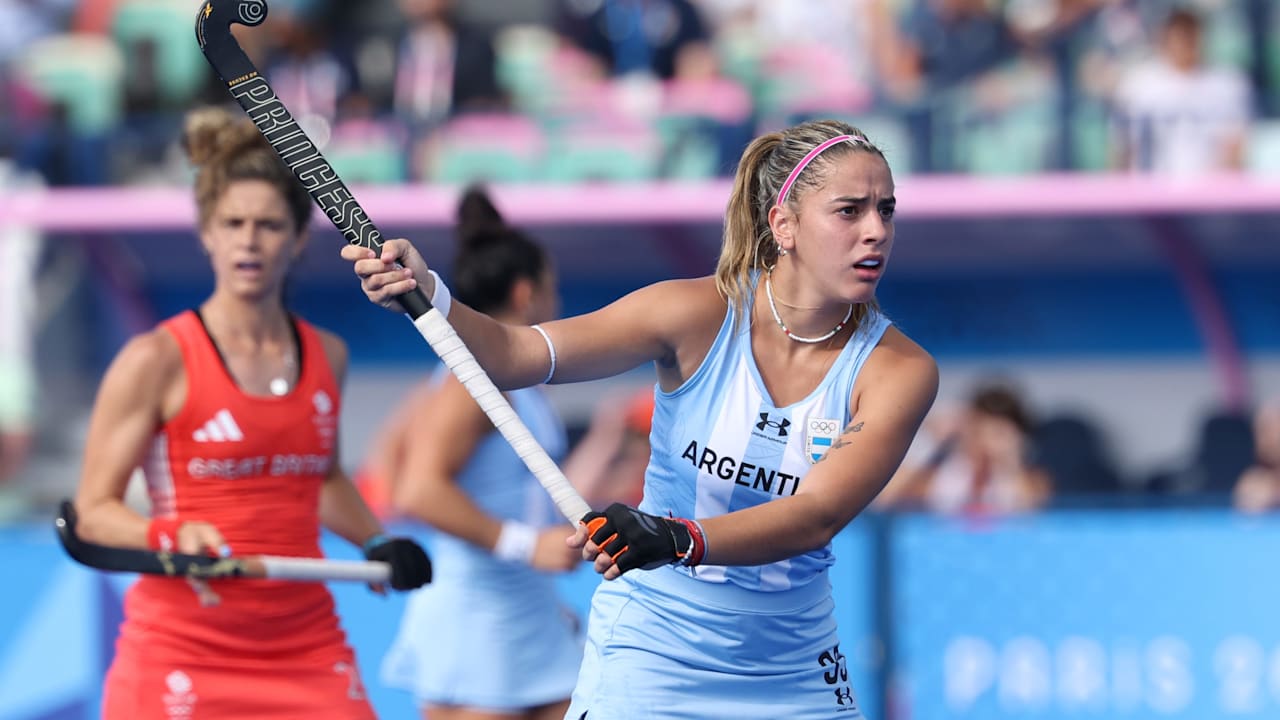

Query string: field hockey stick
55 500 390 583
194 0 591 524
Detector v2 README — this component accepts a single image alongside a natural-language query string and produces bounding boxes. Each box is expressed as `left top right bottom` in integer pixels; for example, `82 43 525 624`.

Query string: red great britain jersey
118 310 349 661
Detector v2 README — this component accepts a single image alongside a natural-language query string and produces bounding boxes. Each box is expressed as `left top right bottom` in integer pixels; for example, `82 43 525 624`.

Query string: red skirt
102 643 376 719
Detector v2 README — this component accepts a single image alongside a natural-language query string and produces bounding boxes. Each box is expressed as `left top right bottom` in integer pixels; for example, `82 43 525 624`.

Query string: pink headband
776 134 869 206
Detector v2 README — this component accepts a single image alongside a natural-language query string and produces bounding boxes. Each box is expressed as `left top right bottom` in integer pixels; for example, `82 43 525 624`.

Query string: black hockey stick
194 0 590 524
55 500 391 582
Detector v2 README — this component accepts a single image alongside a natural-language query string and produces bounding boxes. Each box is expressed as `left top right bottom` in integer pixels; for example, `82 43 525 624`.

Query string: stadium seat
541 122 660 183
714 28 766 109
656 77 753 179
111 0 207 107
1144 409 1254 503
756 45 874 122
1202 4 1252 70
1032 414 1128 505
1070 100 1113 172
494 25 560 116
954 105 1054 176
1247 120 1280 175
798 112 916 176
423 113 545 184
327 138 407 185
654 117 721 180
15 34 124 136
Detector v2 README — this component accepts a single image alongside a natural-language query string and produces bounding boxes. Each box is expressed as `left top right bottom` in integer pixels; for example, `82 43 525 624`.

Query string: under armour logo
834 687 854 706
756 413 790 437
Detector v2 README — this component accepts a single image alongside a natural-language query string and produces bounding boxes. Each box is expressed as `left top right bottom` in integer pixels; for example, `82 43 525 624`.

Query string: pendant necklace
269 345 296 396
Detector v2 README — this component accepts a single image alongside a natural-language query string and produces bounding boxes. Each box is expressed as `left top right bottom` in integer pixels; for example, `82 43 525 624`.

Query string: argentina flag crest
805 417 841 464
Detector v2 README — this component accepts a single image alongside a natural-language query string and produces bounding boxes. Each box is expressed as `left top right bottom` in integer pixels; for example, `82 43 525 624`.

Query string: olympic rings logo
809 420 838 434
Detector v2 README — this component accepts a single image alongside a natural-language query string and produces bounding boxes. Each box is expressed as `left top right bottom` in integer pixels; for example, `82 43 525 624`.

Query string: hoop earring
776 243 788 257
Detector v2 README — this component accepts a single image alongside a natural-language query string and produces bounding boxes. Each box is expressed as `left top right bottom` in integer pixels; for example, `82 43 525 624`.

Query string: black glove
581 503 706 574
363 535 432 590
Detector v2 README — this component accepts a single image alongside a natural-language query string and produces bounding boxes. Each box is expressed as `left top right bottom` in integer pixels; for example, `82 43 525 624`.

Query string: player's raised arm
345 239 716 389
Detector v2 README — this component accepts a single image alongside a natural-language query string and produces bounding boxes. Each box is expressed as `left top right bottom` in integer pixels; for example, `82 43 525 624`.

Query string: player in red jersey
72 106 432 720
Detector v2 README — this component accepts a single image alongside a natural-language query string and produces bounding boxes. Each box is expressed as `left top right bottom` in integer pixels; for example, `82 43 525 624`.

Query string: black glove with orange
581 503 706 574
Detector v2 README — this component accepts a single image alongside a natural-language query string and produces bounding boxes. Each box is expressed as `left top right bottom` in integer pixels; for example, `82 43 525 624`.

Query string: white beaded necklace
765 270 853 344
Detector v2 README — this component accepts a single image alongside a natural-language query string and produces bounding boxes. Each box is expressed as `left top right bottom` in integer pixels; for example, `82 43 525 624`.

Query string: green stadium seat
1070 100 1113 172
1246 120 1280 175
16 34 124 135
654 115 720 180
431 144 541 184
958 108 1055 175
326 138 406 185
111 0 207 106
796 111 915 176
1202 6 1252 70
424 114 545 184
541 124 660 183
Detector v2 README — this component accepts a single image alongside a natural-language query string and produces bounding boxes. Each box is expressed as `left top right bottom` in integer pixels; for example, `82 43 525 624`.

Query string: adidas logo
192 409 244 442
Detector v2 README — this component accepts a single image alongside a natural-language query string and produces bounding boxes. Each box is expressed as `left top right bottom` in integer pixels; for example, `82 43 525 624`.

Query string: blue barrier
890 511 1280 719
0 521 879 719
12 511 1271 719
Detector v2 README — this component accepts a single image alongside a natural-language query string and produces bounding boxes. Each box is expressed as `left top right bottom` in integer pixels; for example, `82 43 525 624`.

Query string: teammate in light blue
374 186 584 720
347 119 939 719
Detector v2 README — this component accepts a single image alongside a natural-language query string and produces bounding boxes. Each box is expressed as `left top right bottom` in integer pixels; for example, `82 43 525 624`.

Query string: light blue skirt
381 544 583 710
566 566 864 720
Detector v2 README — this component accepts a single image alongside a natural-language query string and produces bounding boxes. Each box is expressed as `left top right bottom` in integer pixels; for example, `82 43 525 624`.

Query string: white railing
2 174 1279 232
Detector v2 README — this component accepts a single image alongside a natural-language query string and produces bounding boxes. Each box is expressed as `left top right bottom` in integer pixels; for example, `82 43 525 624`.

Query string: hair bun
182 106 263 168
455 184 509 250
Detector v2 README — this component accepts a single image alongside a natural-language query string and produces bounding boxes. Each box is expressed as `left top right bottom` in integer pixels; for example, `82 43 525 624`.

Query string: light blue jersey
382 381 582 710
568 291 888 720
640 294 889 591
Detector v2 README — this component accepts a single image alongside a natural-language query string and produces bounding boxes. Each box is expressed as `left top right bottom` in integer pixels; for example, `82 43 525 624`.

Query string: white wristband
426 269 452 319
493 521 538 564
531 324 556 384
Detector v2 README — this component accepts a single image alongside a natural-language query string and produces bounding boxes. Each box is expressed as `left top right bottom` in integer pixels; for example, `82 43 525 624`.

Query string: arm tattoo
815 421 863 463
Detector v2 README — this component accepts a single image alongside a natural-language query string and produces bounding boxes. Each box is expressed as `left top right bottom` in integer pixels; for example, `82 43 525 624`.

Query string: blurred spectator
877 0 1019 102
695 0 885 120
556 0 716 82
561 388 653 508
875 0 1021 171
0 0 76 66
877 381 1051 516
1232 400 1280 513
0 161 44 491
393 0 506 131
264 3 358 137
1110 6 1252 175
356 384 652 519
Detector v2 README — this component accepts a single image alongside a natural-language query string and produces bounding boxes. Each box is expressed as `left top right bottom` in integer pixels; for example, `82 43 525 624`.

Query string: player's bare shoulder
642 275 726 334
112 327 185 386
858 325 939 413
99 326 187 414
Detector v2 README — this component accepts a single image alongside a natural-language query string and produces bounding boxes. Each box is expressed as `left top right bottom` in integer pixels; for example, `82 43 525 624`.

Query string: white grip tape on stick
258 557 391 583
412 309 591 524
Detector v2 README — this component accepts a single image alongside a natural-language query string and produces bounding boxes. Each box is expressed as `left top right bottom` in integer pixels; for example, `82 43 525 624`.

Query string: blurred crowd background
3 1 1280 718
1 0 1278 188
0 0 1278 521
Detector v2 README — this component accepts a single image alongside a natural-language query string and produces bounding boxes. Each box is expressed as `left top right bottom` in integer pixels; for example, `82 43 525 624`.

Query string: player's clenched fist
363 535 433 590
340 238 431 311
575 503 707 579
